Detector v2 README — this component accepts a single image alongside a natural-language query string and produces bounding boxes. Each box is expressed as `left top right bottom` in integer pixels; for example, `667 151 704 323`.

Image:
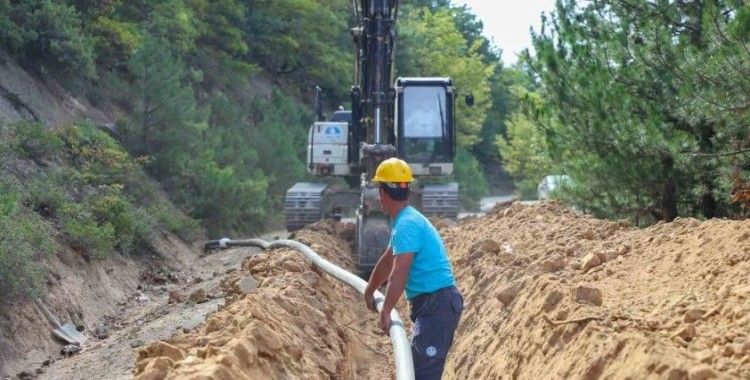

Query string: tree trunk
661 155 678 221
700 180 717 218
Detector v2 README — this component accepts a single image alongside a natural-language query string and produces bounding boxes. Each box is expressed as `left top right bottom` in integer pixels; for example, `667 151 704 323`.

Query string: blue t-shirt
390 206 456 300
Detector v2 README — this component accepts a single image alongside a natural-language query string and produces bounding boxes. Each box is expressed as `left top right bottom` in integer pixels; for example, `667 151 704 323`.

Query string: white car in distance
538 175 572 200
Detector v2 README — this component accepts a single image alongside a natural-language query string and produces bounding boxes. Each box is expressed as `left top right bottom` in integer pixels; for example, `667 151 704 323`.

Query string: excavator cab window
398 84 452 164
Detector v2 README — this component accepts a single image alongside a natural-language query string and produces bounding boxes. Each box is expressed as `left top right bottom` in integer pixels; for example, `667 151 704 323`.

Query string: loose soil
442 201 749 379
134 202 749 379
15 202 748 379
134 221 394 380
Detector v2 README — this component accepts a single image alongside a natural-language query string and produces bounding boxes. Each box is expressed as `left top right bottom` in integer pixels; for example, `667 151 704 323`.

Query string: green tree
525 0 750 221
453 147 489 209
244 0 352 100
0 0 95 77
397 7 494 147
125 33 203 176
496 90 552 199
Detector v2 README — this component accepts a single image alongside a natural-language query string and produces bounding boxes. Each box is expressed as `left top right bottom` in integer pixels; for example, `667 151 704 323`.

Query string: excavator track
421 182 459 219
285 183 327 231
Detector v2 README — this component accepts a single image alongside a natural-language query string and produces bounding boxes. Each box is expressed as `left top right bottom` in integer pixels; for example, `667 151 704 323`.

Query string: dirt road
33 238 269 380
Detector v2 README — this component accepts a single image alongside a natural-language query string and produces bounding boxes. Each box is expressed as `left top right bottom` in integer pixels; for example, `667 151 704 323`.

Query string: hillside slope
0 53 200 378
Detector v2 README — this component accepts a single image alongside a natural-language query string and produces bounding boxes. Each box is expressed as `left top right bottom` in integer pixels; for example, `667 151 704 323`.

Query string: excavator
285 0 469 275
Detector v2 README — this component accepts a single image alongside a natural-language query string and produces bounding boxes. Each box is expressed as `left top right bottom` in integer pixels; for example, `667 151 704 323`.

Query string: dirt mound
134 221 391 379
442 201 749 379
133 205 748 379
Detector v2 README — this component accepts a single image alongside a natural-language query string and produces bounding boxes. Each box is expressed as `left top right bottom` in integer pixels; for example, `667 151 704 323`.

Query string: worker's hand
364 285 377 312
379 309 392 334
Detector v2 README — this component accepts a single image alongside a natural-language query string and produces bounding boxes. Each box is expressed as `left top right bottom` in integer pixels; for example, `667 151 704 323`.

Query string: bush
147 203 201 242
24 171 69 217
89 191 154 254
60 202 115 260
60 123 138 186
11 121 63 159
454 148 489 210
170 157 268 236
0 180 55 299
60 187 156 258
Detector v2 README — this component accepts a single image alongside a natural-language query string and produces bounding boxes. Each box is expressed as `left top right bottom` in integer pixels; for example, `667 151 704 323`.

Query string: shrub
147 203 201 242
89 191 154 254
454 148 489 210
23 171 69 217
59 123 138 185
11 121 63 159
0 180 55 299
60 202 115 260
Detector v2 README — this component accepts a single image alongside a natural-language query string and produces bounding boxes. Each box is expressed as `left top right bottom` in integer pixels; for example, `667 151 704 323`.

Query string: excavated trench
134 222 396 379
135 202 750 379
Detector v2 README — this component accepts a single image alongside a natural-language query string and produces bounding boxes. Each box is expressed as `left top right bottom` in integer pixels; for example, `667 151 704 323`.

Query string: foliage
496 91 553 200
523 0 750 221
10 120 63 159
244 0 352 99
88 190 154 254
169 157 268 237
59 123 139 185
397 7 494 147
0 0 95 76
0 120 199 272
125 33 203 174
1 0 506 239
453 148 489 210
146 203 201 241
60 201 116 260
250 92 311 204
24 170 68 217
0 180 55 299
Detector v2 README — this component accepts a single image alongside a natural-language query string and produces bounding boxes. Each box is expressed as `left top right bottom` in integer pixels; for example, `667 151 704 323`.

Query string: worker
363 157 464 380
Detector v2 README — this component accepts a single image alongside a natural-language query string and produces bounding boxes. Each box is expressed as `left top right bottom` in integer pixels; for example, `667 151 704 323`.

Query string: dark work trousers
409 286 464 380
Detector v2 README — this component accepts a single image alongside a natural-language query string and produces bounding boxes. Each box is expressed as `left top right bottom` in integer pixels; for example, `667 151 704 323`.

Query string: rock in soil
61 344 81 357
168 290 186 304
17 370 36 380
687 364 717 380
236 276 259 294
94 322 110 339
574 285 603 306
188 288 208 304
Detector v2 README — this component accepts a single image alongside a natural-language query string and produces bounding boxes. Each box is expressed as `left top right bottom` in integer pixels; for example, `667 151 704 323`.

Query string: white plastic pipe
214 238 415 380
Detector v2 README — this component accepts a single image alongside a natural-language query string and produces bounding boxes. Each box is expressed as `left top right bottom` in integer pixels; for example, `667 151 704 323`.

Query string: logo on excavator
324 126 342 138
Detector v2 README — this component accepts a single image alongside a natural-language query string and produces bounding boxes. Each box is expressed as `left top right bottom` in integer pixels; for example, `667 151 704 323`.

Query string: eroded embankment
134 222 393 380
442 202 749 379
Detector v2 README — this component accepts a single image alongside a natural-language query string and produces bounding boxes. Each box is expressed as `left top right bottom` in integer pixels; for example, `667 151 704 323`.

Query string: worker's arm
379 252 413 333
364 246 394 311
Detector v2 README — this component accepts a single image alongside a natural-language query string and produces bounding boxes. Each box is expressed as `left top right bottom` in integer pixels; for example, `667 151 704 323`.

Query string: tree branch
682 148 750 157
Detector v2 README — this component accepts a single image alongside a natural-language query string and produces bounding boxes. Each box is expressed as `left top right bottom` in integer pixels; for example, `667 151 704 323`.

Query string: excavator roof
396 77 452 86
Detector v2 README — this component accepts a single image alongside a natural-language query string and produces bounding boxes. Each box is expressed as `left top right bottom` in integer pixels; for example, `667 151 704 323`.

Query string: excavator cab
396 77 455 177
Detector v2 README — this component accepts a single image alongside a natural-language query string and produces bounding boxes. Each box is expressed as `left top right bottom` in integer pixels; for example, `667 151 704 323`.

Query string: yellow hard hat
372 158 414 183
